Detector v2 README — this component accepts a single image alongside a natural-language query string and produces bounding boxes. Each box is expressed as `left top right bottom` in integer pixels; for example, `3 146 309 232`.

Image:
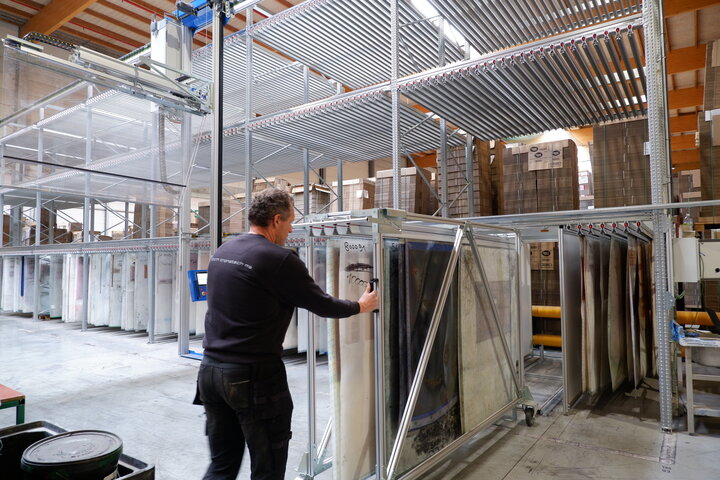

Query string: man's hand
358 283 379 313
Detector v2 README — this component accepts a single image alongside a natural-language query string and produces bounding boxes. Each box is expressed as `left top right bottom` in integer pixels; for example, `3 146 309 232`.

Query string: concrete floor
2 314 720 480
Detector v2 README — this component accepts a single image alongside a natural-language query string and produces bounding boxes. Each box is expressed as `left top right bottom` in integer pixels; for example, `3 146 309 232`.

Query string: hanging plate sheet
458 239 518 433
330 237 375 480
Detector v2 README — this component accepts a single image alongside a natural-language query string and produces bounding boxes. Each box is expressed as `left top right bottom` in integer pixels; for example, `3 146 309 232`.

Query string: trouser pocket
223 370 252 410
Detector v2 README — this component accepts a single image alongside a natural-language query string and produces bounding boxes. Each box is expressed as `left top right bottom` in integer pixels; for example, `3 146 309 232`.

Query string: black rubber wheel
524 407 535 426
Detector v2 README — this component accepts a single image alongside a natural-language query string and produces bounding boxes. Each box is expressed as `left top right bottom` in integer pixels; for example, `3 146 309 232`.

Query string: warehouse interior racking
0 0 715 477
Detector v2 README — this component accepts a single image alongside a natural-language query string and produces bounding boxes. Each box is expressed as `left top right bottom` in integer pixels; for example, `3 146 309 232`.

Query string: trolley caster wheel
524 407 535 426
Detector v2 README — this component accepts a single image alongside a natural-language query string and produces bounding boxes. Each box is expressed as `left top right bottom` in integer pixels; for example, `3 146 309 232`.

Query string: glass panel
457 234 519 434
1 53 193 206
384 238 461 476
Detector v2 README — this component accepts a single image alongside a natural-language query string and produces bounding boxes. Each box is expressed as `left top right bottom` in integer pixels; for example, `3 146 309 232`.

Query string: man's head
248 188 295 245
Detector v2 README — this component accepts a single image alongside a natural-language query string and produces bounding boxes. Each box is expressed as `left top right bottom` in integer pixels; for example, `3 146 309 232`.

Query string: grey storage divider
559 229 583 410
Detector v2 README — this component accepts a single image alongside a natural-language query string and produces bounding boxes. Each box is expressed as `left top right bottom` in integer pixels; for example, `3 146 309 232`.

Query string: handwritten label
344 242 366 253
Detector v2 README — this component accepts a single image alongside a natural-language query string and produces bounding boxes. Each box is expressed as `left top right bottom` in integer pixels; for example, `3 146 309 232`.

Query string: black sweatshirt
202 233 360 363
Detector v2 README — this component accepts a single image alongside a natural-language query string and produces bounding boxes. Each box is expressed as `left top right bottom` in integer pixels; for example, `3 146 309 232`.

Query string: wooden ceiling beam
96 0 149 24
83 8 149 41
68 17 144 48
59 25 129 53
665 0 719 16
668 86 704 110
667 45 706 75
670 114 698 134
0 4 33 21
671 134 696 151
20 0 98 37
671 149 701 168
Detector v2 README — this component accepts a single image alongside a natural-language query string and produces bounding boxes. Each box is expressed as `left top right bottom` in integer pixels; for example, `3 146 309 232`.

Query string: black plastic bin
0 421 154 480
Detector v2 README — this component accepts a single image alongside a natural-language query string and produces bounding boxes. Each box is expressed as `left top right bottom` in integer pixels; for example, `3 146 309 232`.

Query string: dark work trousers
196 356 293 480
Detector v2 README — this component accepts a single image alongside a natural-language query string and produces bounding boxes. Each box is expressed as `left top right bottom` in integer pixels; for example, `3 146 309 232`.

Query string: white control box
699 240 720 279
674 238 700 282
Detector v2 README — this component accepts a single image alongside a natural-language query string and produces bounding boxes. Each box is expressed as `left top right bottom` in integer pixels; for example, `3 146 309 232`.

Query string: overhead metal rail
0 236 213 257
247 0 465 89
399 15 646 140
246 88 464 161
427 0 642 56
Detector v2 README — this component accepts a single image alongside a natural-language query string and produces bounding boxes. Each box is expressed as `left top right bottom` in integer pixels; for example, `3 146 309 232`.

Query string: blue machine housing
188 269 208 302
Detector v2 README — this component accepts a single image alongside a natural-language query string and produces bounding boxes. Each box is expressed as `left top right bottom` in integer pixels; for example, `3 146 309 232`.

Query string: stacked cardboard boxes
253 177 291 194
502 139 579 213
491 141 506 215
592 119 650 208
374 167 436 215
291 184 331 215
132 206 177 238
330 178 375 212
196 200 245 235
436 140 493 217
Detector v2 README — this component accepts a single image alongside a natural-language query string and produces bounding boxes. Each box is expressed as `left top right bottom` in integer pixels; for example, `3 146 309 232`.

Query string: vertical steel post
177 23 194 356
33 191 40 321
124 202 129 238
644 0 674 432
374 228 386 479
48 201 55 244
244 7 254 233
515 232 524 389
390 0 401 210
147 205 156 343
465 135 474 217
178 115 193 355
337 158 343 212
211 0 226 253
303 66 310 219
438 19 448 217
306 236 317 478
81 85 92 331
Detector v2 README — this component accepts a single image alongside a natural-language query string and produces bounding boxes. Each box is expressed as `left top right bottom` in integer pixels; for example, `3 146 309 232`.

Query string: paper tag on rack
511 141 566 170
526 143 563 171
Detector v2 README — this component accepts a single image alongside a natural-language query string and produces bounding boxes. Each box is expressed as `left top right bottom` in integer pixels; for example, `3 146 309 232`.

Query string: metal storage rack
289 208 524 480
0 0 680 445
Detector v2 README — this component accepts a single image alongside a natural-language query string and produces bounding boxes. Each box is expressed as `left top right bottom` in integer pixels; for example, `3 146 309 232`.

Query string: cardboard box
503 140 578 214
375 167 435 215
291 184 332 215
592 119 650 208
436 139 493 217
197 201 245 235
331 178 375 212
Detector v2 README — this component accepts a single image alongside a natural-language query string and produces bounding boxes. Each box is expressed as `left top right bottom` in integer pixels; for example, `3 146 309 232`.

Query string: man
196 188 378 480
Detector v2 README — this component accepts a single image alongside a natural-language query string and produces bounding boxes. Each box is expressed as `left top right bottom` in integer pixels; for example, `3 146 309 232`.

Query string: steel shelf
398 15 646 140
247 0 465 89
192 31 337 121
246 87 464 161
428 0 641 56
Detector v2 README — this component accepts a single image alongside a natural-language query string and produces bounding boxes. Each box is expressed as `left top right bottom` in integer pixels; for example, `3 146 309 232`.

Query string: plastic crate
0 421 154 479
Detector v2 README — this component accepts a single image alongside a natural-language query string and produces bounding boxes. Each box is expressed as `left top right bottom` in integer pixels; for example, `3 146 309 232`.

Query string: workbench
678 334 720 434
